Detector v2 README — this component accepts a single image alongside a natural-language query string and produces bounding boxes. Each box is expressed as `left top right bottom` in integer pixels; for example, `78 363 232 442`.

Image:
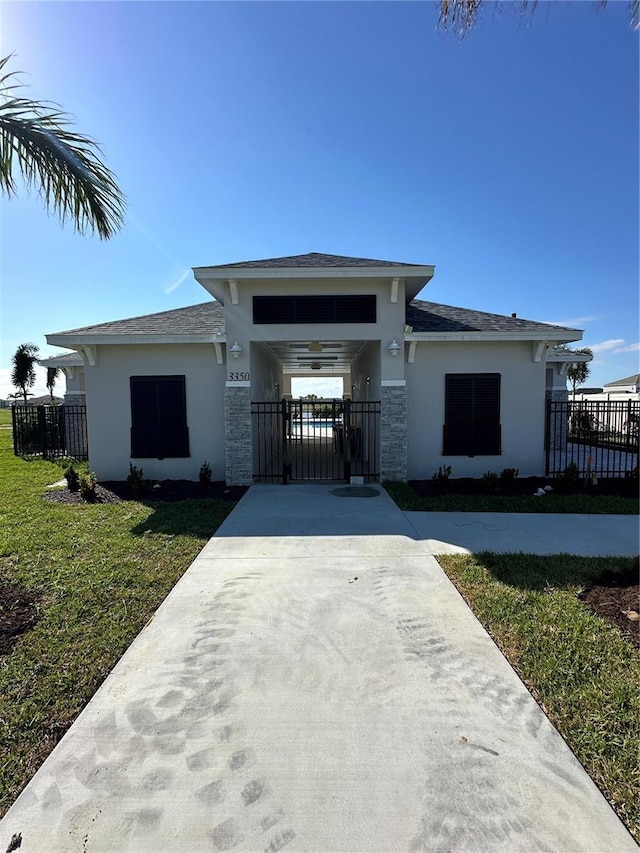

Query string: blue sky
0 0 638 399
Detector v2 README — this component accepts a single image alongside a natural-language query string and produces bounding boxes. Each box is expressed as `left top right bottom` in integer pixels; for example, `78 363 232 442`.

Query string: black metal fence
545 399 638 477
12 404 88 460
252 398 380 483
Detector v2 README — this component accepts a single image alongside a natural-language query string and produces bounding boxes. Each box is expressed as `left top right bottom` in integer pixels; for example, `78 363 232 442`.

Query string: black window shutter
444 374 501 455
158 377 189 457
253 294 377 324
131 376 189 458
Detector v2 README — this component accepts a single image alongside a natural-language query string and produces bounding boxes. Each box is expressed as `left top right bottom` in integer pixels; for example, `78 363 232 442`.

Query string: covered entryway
252 398 380 483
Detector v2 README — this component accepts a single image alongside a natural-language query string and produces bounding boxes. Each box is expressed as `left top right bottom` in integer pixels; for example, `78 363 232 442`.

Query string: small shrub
555 462 581 495
64 464 80 492
481 471 499 494
199 461 212 487
80 473 97 503
500 467 519 482
432 465 452 490
127 463 147 498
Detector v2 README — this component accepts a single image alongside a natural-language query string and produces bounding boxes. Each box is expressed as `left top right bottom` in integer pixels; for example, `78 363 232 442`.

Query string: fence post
343 398 352 482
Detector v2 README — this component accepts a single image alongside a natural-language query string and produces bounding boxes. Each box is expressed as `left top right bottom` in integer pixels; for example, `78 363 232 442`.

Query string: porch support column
224 385 253 485
380 381 407 481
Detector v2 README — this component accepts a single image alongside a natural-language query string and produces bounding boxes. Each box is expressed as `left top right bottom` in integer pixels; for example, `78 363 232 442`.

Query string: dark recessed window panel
253 295 376 324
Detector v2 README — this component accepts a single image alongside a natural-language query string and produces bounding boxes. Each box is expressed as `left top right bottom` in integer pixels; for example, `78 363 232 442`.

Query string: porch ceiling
264 339 368 374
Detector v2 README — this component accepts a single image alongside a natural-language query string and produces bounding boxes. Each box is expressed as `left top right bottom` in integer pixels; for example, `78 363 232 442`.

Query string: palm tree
11 342 39 402
438 0 639 36
0 54 125 239
566 347 594 401
46 367 61 403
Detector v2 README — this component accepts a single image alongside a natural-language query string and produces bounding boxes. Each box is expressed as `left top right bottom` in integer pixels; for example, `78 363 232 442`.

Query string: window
130 376 189 458
443 373 501 455
253 294 376 324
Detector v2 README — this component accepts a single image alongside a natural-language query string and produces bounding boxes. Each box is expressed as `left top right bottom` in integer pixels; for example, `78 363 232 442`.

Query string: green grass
0 408 12 426
384 480 639 514
439 552 640 842
0 428 236 816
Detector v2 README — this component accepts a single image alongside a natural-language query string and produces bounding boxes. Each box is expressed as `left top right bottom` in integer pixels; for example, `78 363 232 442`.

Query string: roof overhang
405 330 582 343
38 352 84 368
547 350 592 363
193 264 435 304
46 333 225 347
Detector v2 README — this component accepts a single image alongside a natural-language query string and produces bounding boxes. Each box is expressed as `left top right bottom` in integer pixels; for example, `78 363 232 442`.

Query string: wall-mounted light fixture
388 339 401 357
229 341 243 359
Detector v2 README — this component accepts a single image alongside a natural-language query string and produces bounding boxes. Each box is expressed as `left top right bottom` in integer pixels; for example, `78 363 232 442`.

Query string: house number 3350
228 372 250 382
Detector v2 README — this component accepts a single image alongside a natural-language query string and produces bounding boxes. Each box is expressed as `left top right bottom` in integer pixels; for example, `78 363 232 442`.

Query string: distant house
45 252 586 484
604 374 640 395
573 373 640 403
15 394 65 406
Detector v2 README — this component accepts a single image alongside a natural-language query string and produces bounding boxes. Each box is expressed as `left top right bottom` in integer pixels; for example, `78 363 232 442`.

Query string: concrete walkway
405 510 639 556
0 486 637 852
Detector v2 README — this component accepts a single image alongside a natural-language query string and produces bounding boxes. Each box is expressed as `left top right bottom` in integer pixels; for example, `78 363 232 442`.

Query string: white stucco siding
250 342 282 401
406 341 547 479
84 344 226 481
351 341 382 401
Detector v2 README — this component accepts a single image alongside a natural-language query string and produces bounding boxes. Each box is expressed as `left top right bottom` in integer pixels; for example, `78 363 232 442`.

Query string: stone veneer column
380 384 408 481
224 386 253 485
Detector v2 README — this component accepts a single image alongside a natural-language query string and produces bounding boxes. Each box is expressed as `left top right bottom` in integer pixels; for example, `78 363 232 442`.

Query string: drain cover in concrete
331 486 380 498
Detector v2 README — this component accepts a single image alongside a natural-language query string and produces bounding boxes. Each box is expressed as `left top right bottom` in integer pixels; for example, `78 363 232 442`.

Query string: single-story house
45 252 585 485
572 374 640 403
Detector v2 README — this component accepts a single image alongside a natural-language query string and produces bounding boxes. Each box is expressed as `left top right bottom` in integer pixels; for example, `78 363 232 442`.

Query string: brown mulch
410 476 639 498
44 480 249 505
0 584 40 655
579 561 640 649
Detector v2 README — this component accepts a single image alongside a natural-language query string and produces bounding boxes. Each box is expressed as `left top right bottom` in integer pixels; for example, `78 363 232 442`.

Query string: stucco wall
351 341 381 401
250 342 281 401
406 341 547 478
84 344 226 481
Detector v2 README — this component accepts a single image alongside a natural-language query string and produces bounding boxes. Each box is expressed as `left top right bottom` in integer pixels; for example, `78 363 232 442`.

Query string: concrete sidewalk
0 485 637 852
404 510 639 556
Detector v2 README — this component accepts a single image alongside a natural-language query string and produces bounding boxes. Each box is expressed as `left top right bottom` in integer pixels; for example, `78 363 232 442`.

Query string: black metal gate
251 398 380 483
12 404 88 460
545 399 639 477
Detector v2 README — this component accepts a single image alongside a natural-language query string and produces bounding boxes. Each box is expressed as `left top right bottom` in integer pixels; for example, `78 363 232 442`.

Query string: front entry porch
251 398 380 484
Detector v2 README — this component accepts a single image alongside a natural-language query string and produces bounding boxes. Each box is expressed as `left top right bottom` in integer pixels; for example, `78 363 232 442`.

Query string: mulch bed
579 562 640 650
409 477 639 498
44 480 249 505
0 584 40 655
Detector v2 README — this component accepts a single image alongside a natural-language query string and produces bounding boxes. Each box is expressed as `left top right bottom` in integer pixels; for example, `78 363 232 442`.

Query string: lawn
385 480 639 514
439 552 640 843
0 425 236 817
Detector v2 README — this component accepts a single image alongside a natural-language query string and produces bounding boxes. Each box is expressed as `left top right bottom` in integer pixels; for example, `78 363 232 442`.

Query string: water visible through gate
251 398 380 483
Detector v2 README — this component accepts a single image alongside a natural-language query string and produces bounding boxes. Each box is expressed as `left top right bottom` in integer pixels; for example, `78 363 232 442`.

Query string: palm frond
0 54 125 239
438 0 639 35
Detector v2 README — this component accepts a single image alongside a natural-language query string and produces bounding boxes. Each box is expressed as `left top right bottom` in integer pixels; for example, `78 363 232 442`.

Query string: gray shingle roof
407 301 577 334
51 298 576 339
604 374 640 387
39 351 84 366
199 252 423 270
52 302 225 336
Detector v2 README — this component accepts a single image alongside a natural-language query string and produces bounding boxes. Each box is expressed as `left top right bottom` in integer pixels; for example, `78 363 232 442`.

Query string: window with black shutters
443 374 501 456
253 294 376 324
130 376 189 458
